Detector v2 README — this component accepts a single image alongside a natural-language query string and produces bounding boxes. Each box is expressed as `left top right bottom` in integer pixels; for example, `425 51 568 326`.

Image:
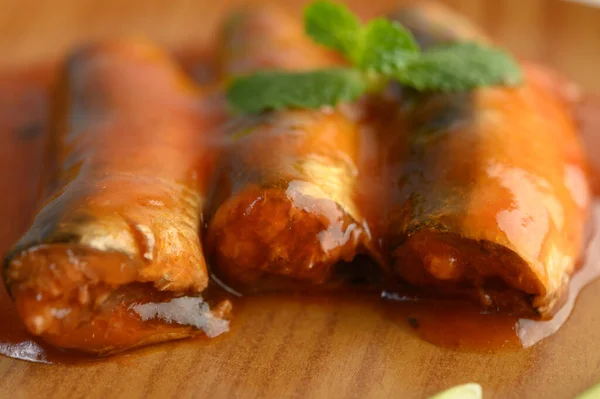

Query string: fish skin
3 38 226 352
206 6 383 290
384 3 591 317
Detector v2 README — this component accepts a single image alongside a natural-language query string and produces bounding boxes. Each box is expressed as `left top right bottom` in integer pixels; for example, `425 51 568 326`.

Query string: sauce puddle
381 201 600 351
0 59 598 363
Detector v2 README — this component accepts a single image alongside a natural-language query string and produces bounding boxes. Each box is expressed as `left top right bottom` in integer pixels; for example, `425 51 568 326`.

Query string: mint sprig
227 0 523 114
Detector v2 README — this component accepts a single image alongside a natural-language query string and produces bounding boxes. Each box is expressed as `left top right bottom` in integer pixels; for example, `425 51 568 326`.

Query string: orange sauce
0 63 71 363
0 54 598 363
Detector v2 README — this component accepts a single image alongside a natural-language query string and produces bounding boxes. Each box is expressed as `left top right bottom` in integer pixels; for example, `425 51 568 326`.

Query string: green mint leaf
359 18 420 73
304 0 362 62
227 68 367 114
395 42 523 92
429 383 482 399
228 1 526 115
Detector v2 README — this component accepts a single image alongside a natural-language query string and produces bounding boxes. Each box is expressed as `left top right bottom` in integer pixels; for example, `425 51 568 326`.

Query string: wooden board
0 0 599 93
1 1 600 398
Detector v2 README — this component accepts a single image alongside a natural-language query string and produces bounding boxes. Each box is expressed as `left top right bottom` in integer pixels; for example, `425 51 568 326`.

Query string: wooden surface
0 0 598 92
1 1 600 398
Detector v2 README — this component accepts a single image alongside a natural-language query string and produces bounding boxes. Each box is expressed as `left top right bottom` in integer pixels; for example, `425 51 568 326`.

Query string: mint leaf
429 383 482 399
227 69 367 114
304 3 420 72
226 1 525 114
395 42 523 92
359 18 420 73
304 0 362 63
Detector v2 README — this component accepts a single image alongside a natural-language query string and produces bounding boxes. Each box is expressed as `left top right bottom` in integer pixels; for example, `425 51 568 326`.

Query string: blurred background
0 0 598 92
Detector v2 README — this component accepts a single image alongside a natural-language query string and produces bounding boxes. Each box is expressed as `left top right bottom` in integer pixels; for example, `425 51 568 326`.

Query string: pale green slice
429 383 483 399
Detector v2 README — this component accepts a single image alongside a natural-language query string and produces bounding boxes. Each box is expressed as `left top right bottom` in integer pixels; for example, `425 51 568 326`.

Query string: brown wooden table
0 0 598 92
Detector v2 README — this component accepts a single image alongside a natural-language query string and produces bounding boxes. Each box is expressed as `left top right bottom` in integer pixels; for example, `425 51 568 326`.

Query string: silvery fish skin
3 39 228 353
384 3 591 317
207 6 383 291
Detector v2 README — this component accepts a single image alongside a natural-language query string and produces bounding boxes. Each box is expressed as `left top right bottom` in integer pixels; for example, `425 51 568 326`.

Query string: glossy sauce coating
207 7 382 290
0 4 596 361
218 5 340 77
385 4 591 317
3 39 229 353
0 51 598 364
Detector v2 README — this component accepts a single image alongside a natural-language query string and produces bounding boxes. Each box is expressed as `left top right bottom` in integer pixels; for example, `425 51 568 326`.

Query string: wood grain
0 1 600 398
0 0 598 92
